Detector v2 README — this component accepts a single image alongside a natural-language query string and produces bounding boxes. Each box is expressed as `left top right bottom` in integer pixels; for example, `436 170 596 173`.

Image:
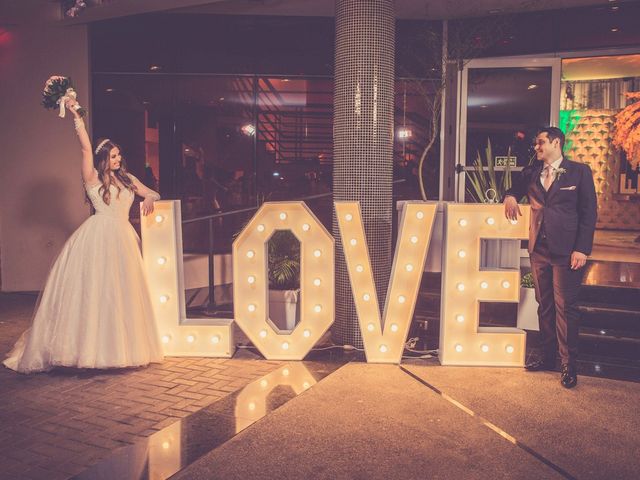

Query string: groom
503 127 597 389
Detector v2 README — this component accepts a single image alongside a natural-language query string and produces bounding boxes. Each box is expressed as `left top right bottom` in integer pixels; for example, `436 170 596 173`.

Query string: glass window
560 54 640 230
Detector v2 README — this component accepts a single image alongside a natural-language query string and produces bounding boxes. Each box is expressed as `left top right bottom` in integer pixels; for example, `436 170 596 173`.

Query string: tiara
94 139 110 155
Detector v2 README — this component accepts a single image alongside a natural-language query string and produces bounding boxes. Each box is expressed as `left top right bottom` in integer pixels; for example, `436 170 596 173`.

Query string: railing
181 180 408 317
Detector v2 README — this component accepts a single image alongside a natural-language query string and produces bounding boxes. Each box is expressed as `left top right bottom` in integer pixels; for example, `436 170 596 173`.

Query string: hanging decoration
613 92 640 170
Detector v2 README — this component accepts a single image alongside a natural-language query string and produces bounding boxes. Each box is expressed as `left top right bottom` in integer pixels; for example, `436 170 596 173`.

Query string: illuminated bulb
161 335 171 344
416 211 424 219
302 223 310 231
282 341 290 350
211 335 221 344
313 249 322 258
157 256 167 265
456 314 464 323
303 329 311 338
350 238 357 246
248 402 256 411
458 250 466 258
405 264 414 272
259 329 268 338
481 281 489 289
398 295 406 304
379 344 388 353
390 323 399 333
279 212 287 220
314 305 322 313
363 293 371 301
162 441 170 450
455 344 463 352
457 283 465 292
356 264 364 273
257 224 265 232
345 213 353 221
155 215 164 223
502 280 511 289
505 345 514 354
410 236 418 244
367 323 375 332
313 278 321 286
246 250 255 259
247 275 256 284
486 217 496 225
282 368 290 376
186 335 195 343
481 344 489 353
303 382 310 389
458 219 468 227
260 379 268 388
159 295 169 304
248 304 256 312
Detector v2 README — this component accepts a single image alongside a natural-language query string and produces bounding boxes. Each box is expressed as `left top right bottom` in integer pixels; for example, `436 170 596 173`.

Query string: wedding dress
3 181 164 373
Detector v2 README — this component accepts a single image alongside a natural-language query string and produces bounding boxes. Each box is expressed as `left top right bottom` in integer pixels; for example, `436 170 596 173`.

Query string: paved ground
0 293 282 480
175 363 640 480
3 293 640 480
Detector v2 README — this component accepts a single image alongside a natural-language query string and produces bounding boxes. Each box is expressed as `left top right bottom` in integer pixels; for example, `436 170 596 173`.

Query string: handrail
181 179 406 225
182 190 335 225
182 179 405 316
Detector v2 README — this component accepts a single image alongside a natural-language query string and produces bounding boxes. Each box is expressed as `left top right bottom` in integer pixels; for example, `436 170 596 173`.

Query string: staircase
576 261 640 375
411 261 640 379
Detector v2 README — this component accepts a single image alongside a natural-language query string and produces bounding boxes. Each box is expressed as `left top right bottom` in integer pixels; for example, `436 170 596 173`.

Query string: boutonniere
555 167 567 180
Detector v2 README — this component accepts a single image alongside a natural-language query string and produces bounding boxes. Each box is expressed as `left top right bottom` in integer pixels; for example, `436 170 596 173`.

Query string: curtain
561 78 640 110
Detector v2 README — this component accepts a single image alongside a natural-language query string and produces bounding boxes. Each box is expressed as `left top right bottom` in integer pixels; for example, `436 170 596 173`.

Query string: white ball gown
3 181 164 373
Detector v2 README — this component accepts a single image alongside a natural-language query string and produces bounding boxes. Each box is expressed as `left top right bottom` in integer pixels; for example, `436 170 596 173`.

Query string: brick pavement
0 293 283 480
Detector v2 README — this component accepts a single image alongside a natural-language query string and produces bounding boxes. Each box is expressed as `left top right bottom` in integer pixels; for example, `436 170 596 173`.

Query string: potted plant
267 230 301 332
517 272 539 331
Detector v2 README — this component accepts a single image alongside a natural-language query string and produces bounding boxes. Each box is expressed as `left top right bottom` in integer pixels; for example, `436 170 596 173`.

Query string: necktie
543 165 554 191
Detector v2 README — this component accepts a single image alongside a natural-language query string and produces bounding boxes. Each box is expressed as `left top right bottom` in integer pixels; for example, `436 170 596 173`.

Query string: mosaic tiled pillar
332 0 395 347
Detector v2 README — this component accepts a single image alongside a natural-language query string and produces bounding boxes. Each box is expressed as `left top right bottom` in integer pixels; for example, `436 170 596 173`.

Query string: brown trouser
530 237 585 366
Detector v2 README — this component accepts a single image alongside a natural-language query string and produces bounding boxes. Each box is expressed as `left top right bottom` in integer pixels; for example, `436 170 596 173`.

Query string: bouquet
42 76 87 118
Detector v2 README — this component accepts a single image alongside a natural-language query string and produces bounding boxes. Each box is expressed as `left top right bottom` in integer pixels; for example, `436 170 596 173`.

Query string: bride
3 100 164 373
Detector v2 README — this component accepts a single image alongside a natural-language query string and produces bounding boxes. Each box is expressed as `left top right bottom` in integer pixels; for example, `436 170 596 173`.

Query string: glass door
456 57 561 202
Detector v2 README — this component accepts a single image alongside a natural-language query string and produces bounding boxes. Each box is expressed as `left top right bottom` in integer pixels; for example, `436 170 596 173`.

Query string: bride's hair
93 138 136 205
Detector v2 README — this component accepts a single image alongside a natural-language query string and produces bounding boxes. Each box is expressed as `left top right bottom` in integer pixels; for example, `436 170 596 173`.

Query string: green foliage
521 272 535 289
466 138 512 203
268 230 300 290
466 138 534 203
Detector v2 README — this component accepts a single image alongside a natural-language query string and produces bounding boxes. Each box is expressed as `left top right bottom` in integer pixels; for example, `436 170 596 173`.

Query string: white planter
517 287 539 331
268 289 300 331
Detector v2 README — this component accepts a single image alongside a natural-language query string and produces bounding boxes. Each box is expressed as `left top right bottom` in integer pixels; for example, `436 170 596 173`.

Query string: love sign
141 201 530 366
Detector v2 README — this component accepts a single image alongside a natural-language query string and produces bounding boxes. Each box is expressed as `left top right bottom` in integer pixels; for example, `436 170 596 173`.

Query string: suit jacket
504 158 597 256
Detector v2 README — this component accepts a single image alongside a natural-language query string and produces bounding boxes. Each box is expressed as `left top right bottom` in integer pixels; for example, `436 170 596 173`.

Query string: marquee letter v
335 202 436 363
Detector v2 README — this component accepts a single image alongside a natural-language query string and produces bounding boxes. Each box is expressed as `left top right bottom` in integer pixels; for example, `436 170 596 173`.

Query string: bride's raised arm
69 101 98 186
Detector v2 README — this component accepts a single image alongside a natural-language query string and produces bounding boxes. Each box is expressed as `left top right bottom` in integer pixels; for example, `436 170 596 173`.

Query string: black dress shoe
561 364 578 389
525 359 555 371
